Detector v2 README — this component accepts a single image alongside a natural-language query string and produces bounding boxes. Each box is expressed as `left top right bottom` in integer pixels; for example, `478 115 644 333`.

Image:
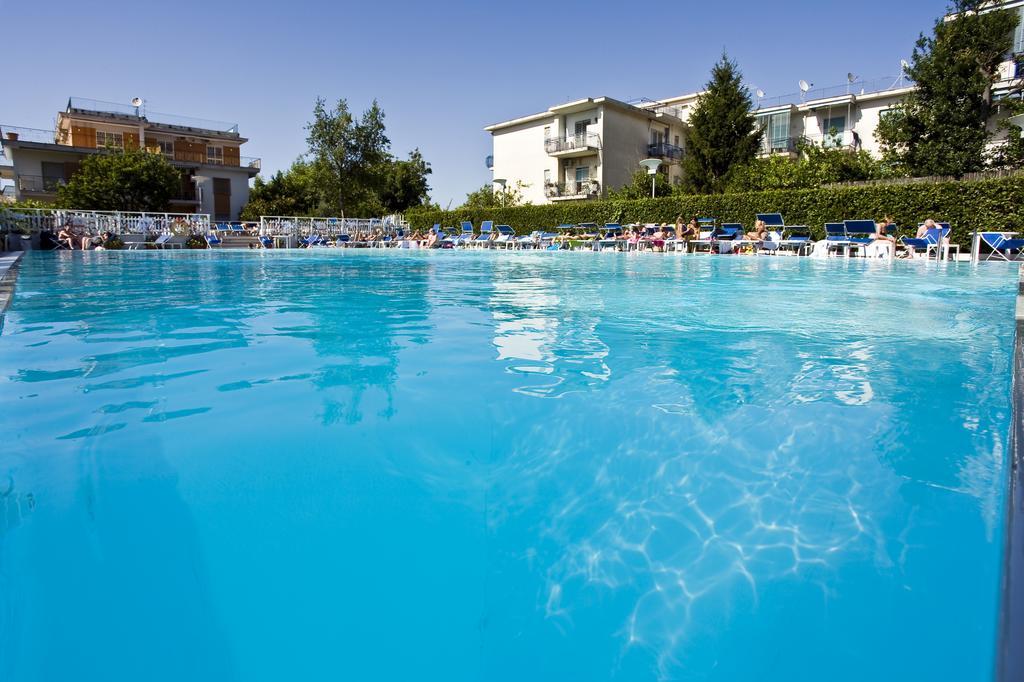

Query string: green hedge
408 177 1024 247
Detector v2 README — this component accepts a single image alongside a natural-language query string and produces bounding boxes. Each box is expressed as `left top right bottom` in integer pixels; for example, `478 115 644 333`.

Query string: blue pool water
0 251 1017 681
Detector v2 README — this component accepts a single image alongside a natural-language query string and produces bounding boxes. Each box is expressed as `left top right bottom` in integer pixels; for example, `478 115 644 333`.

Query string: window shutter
71 126 96 148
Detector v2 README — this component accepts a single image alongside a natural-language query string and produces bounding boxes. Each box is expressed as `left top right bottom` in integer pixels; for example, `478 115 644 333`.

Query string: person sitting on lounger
745 220 768 241
650 226 667 252
426 230 439 249
678 217 700 241
57 222 79 250
902 218 939 259
873 216 896 245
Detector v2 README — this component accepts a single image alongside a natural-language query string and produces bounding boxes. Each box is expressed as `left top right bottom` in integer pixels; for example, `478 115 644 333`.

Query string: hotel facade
0 98 261 221
486 2 1024 205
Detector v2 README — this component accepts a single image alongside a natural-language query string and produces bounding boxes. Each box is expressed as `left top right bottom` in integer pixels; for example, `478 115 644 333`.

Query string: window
156 140 174 156
821 115 846 148
95 131 123 148
756 111 791 153
575 166 589 183
207 146 224 164
574 120 590 136
543 169 551 185
544 126 551 140
1014 7 1024 54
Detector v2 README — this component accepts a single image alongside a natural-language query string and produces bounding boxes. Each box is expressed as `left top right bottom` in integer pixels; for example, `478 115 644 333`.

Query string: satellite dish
131 97 143 107
847 72 857 83
799 80 811 93
900 59 910 71
756 89 765 99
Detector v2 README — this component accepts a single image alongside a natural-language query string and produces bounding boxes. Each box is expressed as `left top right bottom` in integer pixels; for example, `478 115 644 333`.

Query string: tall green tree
877 0 1018 176
57 148 181 211
681 53 762 193
306 98 390 216
379 149 433 213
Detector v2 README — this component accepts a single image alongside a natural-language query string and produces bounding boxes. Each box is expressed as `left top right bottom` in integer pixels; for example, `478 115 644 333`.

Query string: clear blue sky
1 0 945 209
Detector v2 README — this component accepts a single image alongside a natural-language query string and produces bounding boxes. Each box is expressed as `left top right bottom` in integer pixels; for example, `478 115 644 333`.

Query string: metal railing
544 181 600 199
760 136 799 155
755 76 912 110
544 132 602 154
0 208 211 235
0 125 59 144
17 175 66 192
648 142 684 160
258 215 408 237
67 97 240 134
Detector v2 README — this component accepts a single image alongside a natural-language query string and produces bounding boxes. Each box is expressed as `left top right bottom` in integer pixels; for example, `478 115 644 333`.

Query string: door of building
213 178 231 220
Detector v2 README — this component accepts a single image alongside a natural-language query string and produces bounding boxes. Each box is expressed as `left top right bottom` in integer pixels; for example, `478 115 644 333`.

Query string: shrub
407 176 1024 247
103 235 125 250
185 234 207 249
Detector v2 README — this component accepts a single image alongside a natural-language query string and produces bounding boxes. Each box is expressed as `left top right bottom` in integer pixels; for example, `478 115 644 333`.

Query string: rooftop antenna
799 79 812 102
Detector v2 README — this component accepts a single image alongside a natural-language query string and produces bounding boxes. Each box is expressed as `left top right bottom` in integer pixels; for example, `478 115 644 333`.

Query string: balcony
17 175 65 193
760 137 799 156
545 132 602 158
545 180 600 201
1 125 60 145
648 142 684 161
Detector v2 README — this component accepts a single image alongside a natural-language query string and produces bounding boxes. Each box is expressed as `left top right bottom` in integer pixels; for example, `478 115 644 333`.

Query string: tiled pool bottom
0 251 1017 681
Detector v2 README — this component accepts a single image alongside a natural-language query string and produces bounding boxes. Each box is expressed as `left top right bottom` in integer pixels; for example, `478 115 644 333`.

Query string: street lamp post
639 158 662 198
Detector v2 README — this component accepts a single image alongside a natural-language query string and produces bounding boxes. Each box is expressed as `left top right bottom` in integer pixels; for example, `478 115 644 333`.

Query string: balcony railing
17 175 66 193
545 132 602 154
648 142 684 160
760 136 799 155
545 180 600 199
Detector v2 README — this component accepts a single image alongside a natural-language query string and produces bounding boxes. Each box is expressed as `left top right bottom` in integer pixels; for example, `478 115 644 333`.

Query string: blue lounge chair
980 232 1024 261
824 223 853 256
206 232 223 248
776 226 812 255
755 213 786 229
336 234 351 247
901 226 949 259
597 224 623 251
472 220 494 248
301 233 322 248
493 224 515 248
256 235 273 249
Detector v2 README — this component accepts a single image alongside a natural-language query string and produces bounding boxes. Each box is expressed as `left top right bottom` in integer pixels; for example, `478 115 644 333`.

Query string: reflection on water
0 251 1016 682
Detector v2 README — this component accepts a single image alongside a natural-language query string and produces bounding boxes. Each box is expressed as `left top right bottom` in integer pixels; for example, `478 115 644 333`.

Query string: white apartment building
0 98 261 221
486 1 1024 204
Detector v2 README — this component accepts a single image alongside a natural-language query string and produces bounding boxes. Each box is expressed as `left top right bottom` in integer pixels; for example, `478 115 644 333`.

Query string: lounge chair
980 232 1024 261
688 219 717 254
776 226 812 255
713 224 743 253
596 224 623 251
206 232 223 248
755 213 786 230
471 220 495 248
494 225 516 248
901 226 948 260
256 235 273 249
824 223 854 256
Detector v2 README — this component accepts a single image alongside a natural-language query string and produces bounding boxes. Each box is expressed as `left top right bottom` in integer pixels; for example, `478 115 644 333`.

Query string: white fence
0 208 211 235
258 215 407 238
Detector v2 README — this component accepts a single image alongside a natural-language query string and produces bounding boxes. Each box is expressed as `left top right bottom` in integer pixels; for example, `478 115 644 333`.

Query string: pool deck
0 252 23 316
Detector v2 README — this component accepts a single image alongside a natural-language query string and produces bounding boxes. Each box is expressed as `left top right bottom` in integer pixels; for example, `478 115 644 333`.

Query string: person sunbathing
678 217 700 240
650 226 666 252
426 230 439 249
745 220 768 241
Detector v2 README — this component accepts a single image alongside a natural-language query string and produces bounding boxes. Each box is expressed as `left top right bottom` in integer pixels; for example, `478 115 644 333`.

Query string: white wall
194 170 252 221
490 118 556 205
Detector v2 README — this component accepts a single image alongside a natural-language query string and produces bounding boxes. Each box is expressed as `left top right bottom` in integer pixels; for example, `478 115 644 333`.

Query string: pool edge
0 252 23 319
999 264 1024 682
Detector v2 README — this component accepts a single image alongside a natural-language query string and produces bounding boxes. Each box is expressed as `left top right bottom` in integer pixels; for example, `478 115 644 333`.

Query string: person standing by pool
650 225 667 252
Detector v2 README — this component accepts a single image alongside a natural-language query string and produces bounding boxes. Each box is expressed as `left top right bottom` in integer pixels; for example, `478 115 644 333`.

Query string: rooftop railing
545 132 602 154
755 76 913 110
0 125 59 144
67 97 240 134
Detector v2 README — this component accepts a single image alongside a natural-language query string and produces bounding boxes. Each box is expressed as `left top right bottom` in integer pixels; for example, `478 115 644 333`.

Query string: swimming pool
0 251 1017 681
